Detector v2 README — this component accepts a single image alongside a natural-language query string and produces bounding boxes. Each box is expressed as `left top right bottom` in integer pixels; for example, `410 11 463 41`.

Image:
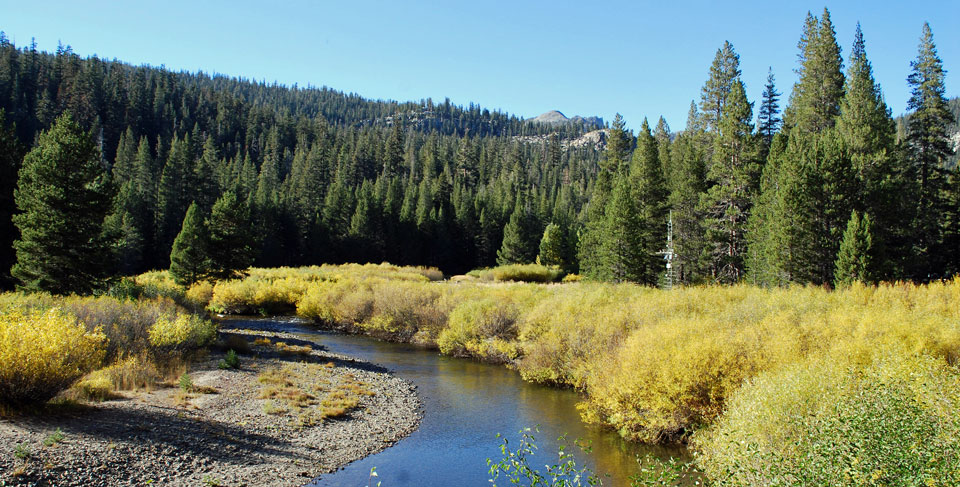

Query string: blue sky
2 0 957 132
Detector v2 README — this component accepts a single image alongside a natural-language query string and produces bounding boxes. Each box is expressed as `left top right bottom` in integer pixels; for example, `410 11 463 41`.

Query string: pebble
0 325 423 487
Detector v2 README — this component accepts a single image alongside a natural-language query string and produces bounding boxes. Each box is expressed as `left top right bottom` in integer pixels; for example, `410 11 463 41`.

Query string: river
229 317 685 486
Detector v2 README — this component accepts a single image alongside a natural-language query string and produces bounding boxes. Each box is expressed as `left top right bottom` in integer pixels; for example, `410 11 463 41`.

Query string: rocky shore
0 324 422 487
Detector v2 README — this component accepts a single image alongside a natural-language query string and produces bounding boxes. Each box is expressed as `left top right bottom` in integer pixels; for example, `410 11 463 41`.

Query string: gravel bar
0 324 422 487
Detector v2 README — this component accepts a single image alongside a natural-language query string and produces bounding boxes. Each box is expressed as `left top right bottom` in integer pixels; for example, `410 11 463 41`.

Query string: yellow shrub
0 307 106 406
148 313 217 350
185 280 214 310
695 353 960 485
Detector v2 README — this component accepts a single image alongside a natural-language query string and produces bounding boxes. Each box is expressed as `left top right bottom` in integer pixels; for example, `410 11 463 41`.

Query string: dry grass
256 363 373 427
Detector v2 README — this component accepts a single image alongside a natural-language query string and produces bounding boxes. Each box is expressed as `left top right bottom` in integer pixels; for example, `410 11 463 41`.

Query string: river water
231 317 685 487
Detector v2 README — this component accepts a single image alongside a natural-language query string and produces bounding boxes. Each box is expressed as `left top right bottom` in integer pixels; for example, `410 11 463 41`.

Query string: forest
2 7 960 486
0 9 958 292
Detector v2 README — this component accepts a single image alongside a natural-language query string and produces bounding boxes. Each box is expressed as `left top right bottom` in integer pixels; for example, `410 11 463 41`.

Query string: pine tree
700 41 742 133
834 210 874 286
788 9 845 134
12 113 114 294
383 120 405 177
751 9 852 285
538 222 575 272
156 135 192 258
836 23 900 277
193 136 220 211
906 22 955 279
629 118 669 285
600 114 632 173
669 104 709 284
497 195 538 265
0 111 22 289
700 80 760 283
757 68 782 154
169 202 209 285
943 166 960 277
348 180 384 262
207 191 256 280
598 174 644 282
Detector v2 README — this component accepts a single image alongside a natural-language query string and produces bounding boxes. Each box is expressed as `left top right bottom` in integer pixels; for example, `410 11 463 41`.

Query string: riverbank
0 322 422 487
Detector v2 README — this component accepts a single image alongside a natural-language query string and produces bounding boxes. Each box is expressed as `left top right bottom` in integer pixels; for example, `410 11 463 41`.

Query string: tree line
578 11 958 287
0 9 957 293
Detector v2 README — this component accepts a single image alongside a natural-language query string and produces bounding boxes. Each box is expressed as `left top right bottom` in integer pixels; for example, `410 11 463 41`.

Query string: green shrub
439 298 520 359
469 264 565 283
694 354 960 486
487 427 601 487
148 313 217 351
43 428 65 447
218 350 240 370
0 307 106 407
178 373 194 392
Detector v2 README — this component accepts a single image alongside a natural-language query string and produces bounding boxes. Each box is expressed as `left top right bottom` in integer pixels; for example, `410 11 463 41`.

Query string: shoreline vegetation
2 262 959 485
170 263 959 484
0 289 421 486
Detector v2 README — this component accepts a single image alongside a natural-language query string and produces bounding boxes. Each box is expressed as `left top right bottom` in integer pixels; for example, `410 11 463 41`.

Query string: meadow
4 262 959 484
201 263 960 484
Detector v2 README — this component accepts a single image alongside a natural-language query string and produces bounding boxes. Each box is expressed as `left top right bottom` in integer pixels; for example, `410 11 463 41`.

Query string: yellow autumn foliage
148 313 217 350
0 307 106 406
157 264 960 447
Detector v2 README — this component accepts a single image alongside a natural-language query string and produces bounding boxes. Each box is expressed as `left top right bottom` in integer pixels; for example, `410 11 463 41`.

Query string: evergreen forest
0 8 958 294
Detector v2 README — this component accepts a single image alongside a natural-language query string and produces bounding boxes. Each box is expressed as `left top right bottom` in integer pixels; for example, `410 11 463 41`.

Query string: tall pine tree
699 80 760 283
906 22 955 280
12 113 114 294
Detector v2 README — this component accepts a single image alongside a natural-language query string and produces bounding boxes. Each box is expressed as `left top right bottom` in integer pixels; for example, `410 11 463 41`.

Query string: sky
1 0 958 133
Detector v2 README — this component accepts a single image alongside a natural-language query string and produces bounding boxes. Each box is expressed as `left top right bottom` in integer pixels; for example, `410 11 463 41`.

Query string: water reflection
224 317 685 487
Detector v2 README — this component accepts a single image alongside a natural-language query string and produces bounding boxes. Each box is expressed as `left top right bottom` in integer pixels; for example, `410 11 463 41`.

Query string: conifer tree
538 222 575 272
349 180 383 262
580 115 630 278
600 114 632 173
834 210 874 286
497 195 538 265
0 111 22 289
383 121 405 177
169 202 209 285
700 41 742 134
12 113 114 294
757 68 781 154
788 9 845 134
193 136 221 211
156 135 192 257
836 23 900 277
906 22 955 279
669 104 709 284
700 80 760 282
943 166 960 277
751 9 852 285
654 117 672 186
629 119 669 284
207 191 256 280
599 174 644 282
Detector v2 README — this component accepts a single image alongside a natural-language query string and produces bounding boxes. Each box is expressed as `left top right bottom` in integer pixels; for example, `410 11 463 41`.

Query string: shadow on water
223 317 688 487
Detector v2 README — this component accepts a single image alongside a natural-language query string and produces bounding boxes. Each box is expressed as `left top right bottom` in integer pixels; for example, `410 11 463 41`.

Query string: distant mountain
529 110 604 130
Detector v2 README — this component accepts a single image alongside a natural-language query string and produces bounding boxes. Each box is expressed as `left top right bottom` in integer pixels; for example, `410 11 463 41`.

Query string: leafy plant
218 349 240 370
13 443 30 460
178 373 194 392
43 428 65 447
487 427 602 487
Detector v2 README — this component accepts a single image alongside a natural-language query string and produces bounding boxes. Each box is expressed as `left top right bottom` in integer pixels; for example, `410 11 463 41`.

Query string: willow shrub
0 307 106 406
467 264 565 283
208 263 442 314
190 265 960 447
694 353 960 486
148 313 217 351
